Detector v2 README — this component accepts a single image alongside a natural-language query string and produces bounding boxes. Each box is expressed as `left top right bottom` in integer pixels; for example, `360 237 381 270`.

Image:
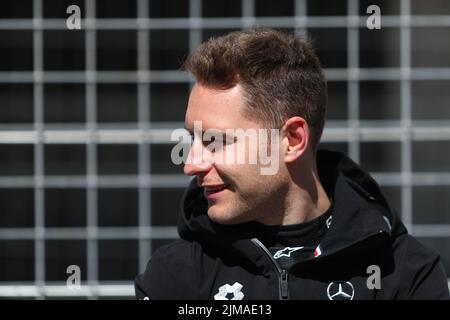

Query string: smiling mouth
204 185 227 192
203 184 229 197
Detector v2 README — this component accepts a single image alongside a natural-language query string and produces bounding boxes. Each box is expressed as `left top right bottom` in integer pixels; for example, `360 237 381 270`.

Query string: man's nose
183 142 213 176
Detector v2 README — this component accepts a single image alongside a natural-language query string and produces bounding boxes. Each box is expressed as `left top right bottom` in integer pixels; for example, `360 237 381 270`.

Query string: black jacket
135 150 450 300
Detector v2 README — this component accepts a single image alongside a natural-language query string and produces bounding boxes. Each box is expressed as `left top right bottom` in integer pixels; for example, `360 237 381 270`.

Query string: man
135 29 450 300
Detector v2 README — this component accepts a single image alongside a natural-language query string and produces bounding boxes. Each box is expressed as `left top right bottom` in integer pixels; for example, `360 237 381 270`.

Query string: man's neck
281 176 330 225
257 166 331 226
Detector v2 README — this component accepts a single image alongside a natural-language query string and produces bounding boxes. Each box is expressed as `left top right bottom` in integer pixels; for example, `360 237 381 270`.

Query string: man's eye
225 137 235 144
204 136 222 144
224 135 235 145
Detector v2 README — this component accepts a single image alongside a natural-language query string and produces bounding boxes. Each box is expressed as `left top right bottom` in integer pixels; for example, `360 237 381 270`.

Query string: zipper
279 269 289 300
251 238 289 300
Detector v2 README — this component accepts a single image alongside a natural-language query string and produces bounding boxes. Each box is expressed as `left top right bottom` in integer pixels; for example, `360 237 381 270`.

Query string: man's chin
207 206 247 225
207 207 229 225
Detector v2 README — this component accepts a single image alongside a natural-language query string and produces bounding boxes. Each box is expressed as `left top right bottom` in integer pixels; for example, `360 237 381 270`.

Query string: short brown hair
184 28 327 151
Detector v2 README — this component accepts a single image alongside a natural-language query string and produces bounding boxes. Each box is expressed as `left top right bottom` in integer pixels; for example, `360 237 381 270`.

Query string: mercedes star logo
326 281 355 300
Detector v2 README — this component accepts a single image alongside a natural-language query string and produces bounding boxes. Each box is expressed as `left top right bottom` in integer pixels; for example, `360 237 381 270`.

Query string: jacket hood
178 149 407 264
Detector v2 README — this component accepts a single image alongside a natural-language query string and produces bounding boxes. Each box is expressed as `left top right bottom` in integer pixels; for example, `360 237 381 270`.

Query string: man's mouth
203 184 229 197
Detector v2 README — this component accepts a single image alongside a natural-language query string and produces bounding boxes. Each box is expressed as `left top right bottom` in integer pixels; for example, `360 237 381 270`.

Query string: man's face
184 84 288 225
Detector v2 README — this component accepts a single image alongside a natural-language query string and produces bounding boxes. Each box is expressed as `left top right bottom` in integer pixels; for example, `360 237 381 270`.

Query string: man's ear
282 116 309 163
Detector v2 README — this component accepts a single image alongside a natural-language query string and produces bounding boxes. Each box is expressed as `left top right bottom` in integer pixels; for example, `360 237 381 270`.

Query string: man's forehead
187 84 243 112
184 83 279 134
185 83 257 132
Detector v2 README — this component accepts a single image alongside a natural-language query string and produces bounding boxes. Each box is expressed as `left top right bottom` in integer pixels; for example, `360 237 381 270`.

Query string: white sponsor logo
326 215 333 229
273 247 304 259
327 281 354 300
214 282 245 300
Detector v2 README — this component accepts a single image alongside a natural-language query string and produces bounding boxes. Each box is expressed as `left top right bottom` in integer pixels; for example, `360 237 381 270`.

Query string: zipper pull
280 269 289 300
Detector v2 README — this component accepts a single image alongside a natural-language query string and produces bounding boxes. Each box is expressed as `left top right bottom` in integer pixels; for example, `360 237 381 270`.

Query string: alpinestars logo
273 247 304 259
214 282 245 300
326 215 333 229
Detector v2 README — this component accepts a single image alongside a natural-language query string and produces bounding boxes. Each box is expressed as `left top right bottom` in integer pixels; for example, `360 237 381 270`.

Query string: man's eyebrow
184 126 234 138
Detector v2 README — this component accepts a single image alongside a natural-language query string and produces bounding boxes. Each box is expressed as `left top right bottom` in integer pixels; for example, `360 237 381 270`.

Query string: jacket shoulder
134 239 201 300
392 234 449 299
